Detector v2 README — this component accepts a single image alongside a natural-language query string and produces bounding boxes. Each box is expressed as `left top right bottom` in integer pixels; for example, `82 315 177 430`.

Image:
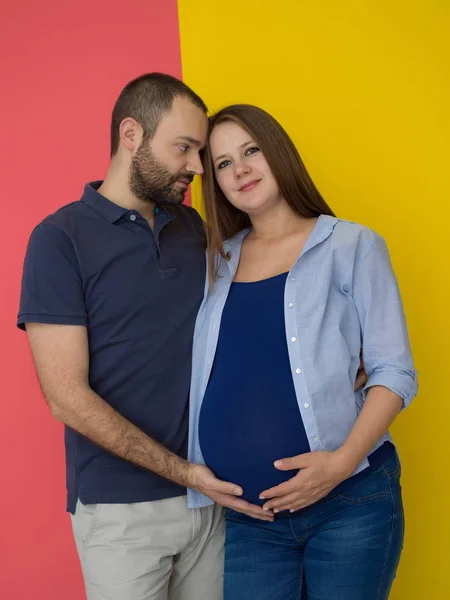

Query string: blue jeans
224 451 404 600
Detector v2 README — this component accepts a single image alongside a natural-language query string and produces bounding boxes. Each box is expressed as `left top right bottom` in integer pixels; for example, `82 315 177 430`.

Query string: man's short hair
110 73 207 156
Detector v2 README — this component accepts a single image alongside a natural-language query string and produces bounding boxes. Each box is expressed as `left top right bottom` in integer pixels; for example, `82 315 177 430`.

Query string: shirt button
291 277 296 282
296 368 302 374
129 214 137 221
288 303 294 308
291 337 297 342
304 403 310 409
313 436 318 442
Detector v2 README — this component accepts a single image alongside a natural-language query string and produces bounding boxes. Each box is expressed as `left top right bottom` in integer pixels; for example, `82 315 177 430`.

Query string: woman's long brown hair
201 104 335 284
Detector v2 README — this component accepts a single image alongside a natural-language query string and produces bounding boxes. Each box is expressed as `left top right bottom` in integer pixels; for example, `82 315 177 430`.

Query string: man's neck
98 163 155 225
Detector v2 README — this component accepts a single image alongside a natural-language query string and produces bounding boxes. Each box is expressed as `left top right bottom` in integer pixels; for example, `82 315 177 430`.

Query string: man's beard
129 140 194 206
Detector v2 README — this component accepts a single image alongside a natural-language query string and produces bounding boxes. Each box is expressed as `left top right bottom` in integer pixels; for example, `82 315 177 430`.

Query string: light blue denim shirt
187 215 417 508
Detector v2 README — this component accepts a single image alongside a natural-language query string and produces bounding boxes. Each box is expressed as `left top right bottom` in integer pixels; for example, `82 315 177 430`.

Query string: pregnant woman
187 104 417 600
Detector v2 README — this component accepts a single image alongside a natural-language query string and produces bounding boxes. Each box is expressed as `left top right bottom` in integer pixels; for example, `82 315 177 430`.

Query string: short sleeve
17 223 88 330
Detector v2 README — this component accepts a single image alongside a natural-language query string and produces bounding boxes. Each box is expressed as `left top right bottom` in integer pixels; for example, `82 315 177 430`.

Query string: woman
187 104 417 599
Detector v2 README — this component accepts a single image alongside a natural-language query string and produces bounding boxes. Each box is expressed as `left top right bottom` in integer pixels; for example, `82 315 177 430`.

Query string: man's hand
259 451 353 513
354 354 368 391
188 464 274 522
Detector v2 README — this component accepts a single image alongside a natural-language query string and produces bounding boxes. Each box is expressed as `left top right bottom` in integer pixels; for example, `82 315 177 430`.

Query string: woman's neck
247 203 316 242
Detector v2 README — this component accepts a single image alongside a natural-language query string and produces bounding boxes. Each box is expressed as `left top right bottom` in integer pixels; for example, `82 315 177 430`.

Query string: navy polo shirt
18 182 206 513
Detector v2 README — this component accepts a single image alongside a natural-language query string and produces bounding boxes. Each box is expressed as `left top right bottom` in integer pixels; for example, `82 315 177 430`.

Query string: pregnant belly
199 390 310 505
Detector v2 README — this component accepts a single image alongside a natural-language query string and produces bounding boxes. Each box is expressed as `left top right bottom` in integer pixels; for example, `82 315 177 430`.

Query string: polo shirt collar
81 181 175 224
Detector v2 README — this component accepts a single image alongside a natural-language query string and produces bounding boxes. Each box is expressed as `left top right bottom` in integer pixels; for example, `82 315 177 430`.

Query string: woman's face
209 121 281 216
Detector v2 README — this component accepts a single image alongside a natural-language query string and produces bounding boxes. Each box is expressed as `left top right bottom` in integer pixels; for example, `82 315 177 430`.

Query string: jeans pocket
381 451 402 480
337 469 392 505
77 501 103 546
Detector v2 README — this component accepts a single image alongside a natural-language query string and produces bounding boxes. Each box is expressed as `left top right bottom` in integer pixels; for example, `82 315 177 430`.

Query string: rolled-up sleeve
353 231 418 408
17 223 88 330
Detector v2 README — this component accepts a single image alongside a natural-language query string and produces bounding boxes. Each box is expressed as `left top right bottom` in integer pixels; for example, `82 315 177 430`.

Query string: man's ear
119 118 143 152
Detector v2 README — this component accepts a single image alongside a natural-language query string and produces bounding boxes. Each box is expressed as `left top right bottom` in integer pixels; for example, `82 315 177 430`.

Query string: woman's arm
335 386 402 472
260 230 417 512
352 231 417 407
259 386 403 513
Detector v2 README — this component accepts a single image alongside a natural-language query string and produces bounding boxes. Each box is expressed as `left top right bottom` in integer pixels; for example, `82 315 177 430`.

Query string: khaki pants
71 496 224 600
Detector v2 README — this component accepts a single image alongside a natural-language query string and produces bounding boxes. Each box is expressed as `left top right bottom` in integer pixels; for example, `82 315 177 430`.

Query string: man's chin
136 189 186 206
156 193 185 207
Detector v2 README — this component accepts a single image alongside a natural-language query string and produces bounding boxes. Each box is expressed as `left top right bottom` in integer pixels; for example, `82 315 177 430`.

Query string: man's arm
27 322 273 520
27 322 193 485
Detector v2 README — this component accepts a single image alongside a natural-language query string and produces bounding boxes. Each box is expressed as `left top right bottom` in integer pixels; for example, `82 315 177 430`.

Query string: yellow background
178 0 450 597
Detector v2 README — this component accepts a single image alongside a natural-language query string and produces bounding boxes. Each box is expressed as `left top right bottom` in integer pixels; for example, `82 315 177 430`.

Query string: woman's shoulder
329 217 385 254
223 228 251 252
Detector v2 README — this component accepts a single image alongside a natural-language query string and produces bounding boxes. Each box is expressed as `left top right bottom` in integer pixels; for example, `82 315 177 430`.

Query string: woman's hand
259 451 354 513
261 387 404 513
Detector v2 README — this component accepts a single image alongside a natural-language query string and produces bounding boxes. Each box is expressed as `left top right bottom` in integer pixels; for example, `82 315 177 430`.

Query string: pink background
0 2 183 597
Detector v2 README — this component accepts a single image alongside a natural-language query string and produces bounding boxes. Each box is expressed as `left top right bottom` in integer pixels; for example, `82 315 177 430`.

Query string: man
17 73 271 600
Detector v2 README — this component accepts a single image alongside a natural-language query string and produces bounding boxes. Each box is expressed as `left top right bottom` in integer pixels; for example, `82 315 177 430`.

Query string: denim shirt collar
222 214 339 278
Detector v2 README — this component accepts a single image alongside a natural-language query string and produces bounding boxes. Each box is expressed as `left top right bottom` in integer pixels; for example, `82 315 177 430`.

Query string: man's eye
179 145 189 153
245 146 260 156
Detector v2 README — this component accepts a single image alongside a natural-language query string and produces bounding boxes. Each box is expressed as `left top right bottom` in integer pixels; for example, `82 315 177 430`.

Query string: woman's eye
217 160 231 170
245 146 260 156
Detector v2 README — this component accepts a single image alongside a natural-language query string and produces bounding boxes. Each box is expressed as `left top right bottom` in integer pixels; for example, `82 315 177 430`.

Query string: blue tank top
199 272 310 505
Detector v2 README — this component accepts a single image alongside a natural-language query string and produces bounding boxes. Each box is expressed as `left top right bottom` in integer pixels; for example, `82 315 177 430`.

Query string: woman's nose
234 162 250 178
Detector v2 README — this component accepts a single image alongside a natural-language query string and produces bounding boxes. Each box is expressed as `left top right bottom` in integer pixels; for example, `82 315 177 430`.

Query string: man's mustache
175 173 195 185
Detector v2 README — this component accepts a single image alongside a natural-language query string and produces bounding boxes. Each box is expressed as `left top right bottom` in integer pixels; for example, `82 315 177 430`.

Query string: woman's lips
238 179 261 192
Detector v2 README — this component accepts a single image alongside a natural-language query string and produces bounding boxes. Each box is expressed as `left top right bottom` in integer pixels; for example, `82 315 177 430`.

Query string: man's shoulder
39 200 85 228
176 203 204 224
170 203 206 240
26 200 92 257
